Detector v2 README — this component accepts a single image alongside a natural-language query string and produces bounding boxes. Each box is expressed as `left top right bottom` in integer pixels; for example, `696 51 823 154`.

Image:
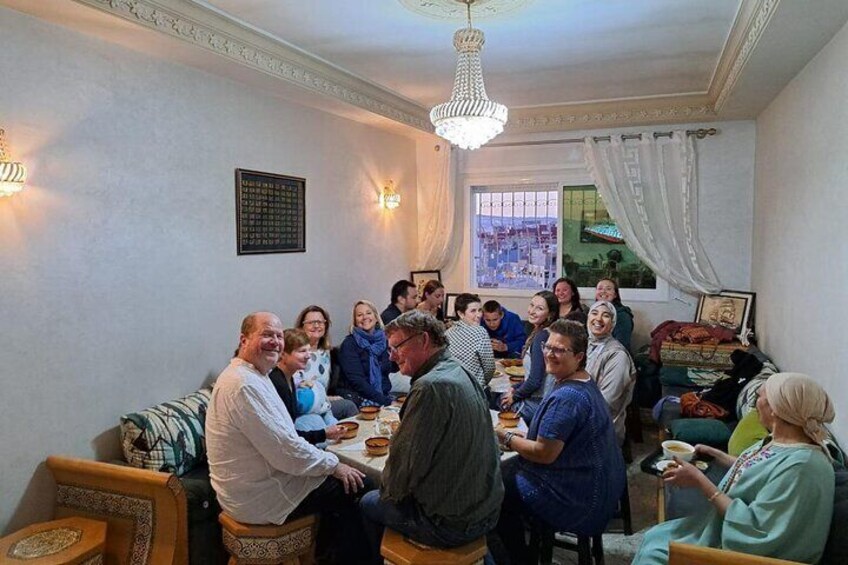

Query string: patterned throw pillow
120 388 212 476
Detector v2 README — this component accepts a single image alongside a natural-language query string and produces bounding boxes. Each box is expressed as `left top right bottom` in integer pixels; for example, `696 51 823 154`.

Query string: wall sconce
0 128 27 198
380 180 401 210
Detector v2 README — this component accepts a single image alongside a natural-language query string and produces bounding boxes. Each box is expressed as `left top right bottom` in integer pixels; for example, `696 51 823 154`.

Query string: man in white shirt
206 312 371 560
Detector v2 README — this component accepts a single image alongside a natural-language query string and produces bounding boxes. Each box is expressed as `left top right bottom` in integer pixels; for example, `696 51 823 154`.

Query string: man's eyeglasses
389 333 422 354
542 344 574 357
303 320 327 327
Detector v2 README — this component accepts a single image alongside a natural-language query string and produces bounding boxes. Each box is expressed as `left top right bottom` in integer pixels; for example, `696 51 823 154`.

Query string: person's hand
332 463 366 494
324 425 345 441
500 388 514 410
694 444 718 458
300 380 314 388
662 457 705 488
491 339 507 352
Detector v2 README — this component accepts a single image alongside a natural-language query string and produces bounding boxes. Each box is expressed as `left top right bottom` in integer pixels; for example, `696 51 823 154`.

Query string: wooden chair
218 513 318 565
528 522 604 565
379 528 486 565
668 542 804 565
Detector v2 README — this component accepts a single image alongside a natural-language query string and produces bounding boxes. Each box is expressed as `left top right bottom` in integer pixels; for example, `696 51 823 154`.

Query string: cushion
822 468 848 565
727 409 768 456
658 366 697 388
670 418 732 448
120 388 212 475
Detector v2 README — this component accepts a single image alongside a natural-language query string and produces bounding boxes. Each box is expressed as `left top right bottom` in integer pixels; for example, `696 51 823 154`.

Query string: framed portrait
695 290 755 335
410 270 441 298
444 293 460 321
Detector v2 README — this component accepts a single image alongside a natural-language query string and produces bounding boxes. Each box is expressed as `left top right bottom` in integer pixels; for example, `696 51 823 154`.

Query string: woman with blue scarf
337 299 394 407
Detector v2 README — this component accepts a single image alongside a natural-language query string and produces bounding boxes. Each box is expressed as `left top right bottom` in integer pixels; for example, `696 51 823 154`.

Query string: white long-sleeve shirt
206 358 339 525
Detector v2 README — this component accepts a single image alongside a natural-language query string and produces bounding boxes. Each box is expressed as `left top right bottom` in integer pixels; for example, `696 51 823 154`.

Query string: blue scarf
352 327 387 393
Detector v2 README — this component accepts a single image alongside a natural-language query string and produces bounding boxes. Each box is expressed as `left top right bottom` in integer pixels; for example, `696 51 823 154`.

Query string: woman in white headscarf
634 372 836 565
585 300 635 444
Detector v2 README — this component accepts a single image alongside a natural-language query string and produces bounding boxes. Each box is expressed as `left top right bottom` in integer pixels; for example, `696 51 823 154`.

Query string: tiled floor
550 420 660 565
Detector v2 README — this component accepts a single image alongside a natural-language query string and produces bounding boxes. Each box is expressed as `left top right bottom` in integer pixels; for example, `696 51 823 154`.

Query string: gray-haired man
360 310 503 553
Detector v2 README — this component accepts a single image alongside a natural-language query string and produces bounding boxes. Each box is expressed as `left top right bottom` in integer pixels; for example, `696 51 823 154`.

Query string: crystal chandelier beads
429 2 507 150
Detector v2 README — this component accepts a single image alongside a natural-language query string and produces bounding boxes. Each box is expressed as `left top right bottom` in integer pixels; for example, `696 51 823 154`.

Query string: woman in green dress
634 372 836 565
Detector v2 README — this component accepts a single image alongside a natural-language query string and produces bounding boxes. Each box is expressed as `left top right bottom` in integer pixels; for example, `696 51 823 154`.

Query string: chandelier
430 0 508 150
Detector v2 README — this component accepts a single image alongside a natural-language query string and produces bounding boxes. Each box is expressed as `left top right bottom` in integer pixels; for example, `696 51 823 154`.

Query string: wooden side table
0 517 106 564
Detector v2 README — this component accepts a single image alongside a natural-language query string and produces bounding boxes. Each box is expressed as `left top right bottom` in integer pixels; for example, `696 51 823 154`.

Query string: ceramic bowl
365 436 390 456
498 411 521 428
339 421 359 440
508 375 524 384
662 440 695 462
358 406 380 420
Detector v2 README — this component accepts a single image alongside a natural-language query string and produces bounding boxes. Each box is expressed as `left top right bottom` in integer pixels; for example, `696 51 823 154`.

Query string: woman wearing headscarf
585 300 636 444
336 300 394 407
595 278 634 352
634 373 836 565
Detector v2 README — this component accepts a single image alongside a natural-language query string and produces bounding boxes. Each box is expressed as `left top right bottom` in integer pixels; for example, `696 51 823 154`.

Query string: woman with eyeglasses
493 320 625 564
294 305 358 419
586 300 636 445
500 290 559 424
336 300 394 407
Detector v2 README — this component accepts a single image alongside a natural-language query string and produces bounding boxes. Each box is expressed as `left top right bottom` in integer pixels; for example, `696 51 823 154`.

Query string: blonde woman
336 300 393 407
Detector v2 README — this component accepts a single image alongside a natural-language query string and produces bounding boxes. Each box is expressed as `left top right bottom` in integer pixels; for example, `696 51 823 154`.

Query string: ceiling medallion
398 0 533 21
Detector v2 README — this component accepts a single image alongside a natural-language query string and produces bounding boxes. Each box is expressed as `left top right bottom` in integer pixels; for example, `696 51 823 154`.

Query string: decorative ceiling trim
507 95 717 133
71 0 432 131
710 0 780 112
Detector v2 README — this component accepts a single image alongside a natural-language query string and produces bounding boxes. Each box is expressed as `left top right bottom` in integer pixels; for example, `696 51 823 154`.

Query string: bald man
206 312 372 561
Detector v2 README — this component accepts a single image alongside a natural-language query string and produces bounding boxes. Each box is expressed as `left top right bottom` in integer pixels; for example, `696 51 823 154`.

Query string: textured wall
0 7 417 533
443 121 756 350
753 20 848 441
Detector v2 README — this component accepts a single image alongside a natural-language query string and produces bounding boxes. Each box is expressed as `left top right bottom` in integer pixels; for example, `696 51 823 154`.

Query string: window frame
464 172 668 302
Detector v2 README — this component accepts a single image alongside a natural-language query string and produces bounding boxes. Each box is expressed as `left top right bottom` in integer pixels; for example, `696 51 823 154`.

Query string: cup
662 440 696 462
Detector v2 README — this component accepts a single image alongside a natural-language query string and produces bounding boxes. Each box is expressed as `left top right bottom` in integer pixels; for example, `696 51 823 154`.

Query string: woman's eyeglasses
303 320 327 327
542 344 573 357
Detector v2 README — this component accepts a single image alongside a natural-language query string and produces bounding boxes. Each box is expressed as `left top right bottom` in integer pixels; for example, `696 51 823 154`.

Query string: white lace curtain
583 132 722 295
415 145 455 270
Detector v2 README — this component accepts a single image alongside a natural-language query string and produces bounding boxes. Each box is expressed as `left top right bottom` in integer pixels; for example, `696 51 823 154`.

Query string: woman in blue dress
634 372 836 564
494 319 625 565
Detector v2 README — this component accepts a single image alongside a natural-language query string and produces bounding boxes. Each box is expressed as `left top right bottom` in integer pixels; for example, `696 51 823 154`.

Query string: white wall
753 20 848 441
0 7 417 533
441 121 756 349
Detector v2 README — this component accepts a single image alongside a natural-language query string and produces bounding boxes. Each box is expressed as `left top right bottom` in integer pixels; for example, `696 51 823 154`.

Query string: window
471 184 559 290
562 186 656 289
470 183 658 294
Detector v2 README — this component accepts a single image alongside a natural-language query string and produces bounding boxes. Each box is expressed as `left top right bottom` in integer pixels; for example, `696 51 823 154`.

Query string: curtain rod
482 127 718 148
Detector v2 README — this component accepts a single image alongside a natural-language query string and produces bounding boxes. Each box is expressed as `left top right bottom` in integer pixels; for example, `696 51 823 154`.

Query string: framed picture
695 290 755 335
235 169 305 255
410 270 441 298
444 293 460 321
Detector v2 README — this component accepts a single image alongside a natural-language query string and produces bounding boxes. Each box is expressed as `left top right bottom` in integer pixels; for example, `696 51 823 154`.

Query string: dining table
326 405 528 482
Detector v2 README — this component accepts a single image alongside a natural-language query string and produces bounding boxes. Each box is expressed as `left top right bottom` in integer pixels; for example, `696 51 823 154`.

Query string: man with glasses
359 310 503 555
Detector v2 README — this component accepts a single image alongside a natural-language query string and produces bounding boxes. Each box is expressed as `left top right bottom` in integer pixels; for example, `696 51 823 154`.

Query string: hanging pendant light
430 0 508 150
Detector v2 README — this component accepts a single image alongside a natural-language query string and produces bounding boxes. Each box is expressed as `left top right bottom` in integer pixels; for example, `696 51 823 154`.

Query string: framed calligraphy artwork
235 169 306 255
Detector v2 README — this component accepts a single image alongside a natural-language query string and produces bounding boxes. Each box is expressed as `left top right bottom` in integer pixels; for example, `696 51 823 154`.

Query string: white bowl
662 440 695 462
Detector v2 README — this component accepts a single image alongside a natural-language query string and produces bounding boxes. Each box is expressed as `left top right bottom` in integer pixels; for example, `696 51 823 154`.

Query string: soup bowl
365 436 390 456
498 411 521 429
358 406 380 420
338 421 359 440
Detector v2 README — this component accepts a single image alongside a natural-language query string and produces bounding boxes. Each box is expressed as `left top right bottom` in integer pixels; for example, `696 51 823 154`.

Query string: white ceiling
4 0 848 136
202 0 738 108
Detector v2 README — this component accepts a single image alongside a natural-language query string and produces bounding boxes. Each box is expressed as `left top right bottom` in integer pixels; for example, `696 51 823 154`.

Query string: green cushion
728 409 769 456
659 366 694 388
670 418 732 448
120 388 211 475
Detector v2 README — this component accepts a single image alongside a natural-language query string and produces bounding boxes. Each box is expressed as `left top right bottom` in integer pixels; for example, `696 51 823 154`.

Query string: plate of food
504 366 525 377
653 458 709 475
500 359 523 368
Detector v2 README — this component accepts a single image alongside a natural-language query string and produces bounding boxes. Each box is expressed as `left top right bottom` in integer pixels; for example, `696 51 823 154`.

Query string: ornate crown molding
398 0 534 21
710 0 780 112
507 96 717 133
72 0 432 131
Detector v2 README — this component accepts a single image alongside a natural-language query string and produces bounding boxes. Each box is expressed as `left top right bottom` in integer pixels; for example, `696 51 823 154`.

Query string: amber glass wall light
0 128 26 197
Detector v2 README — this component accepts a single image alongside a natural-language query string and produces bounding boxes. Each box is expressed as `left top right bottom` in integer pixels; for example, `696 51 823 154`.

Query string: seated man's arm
234 386 338 477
